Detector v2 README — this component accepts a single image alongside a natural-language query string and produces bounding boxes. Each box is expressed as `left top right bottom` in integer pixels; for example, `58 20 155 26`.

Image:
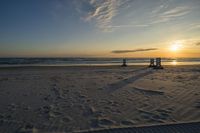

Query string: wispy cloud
85 0 119 31
187 23 200 31
76 0 131 32
76 0 194 31
150 6 191 24
107 24 149 29
195 42 200 46
112 48 158 54
174 39 200 46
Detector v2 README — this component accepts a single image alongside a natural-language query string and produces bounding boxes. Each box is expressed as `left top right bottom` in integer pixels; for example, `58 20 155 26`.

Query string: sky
0 0 200 58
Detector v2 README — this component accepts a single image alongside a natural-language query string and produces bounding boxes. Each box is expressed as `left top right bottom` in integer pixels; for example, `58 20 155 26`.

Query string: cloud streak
76 0 131 32
188 23 200 31
85 0 118 31
76 0 194 31
150 6 191 24
112 48 158 54
195 42 200 46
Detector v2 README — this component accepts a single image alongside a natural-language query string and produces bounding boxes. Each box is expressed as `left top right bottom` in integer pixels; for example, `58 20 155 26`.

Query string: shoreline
0 64 200 69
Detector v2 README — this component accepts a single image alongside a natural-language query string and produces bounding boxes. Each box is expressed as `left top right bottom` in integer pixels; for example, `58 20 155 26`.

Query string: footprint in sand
0 77 9 81
83 106 96 116
121 120 135 126
139 109 172 123
93 111 104 117
51 84 64 99
132 87 164 96
62 116 72 123
38 105 57 118
194 101 200 108
0 114 4 119
50 76 61 83
18 123 36 133
43 94 51 101
155 109 172 120
98 118 115 126
7 103 18 112
139 110 154 120
90 118 115 128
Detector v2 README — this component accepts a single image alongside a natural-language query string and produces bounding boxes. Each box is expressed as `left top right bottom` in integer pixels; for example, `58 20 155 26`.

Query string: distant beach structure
154 58 164 69
149 58 155 67
121 59 127 67
149 58 164 69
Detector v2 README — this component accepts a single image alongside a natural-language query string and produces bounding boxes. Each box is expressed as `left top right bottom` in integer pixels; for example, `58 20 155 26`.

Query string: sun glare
171 60 177 65
170 41 183 52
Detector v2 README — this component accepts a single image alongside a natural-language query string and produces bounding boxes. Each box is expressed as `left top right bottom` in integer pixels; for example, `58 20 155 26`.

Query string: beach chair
149 58 155 67
121 59 127 67
154 58 163 69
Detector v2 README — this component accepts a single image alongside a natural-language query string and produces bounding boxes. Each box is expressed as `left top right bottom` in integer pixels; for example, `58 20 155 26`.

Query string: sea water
0 58 200 66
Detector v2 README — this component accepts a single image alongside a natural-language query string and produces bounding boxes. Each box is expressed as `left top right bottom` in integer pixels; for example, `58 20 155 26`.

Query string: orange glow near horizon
169 40 184 52
0 40 200 58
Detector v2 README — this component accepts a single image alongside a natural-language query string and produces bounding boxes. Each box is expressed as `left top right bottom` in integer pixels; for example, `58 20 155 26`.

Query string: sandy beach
0 65 200 133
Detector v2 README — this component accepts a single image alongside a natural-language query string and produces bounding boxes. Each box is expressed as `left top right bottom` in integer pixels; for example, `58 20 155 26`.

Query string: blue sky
0 0 200 57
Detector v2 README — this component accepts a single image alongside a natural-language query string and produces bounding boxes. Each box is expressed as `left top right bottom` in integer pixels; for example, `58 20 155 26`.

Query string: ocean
0 58 200 66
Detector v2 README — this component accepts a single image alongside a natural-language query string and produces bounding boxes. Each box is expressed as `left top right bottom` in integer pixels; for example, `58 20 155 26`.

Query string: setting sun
170 41 183 52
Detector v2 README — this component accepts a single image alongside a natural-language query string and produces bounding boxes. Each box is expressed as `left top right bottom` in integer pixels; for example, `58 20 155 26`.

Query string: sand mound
132 87 164 95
